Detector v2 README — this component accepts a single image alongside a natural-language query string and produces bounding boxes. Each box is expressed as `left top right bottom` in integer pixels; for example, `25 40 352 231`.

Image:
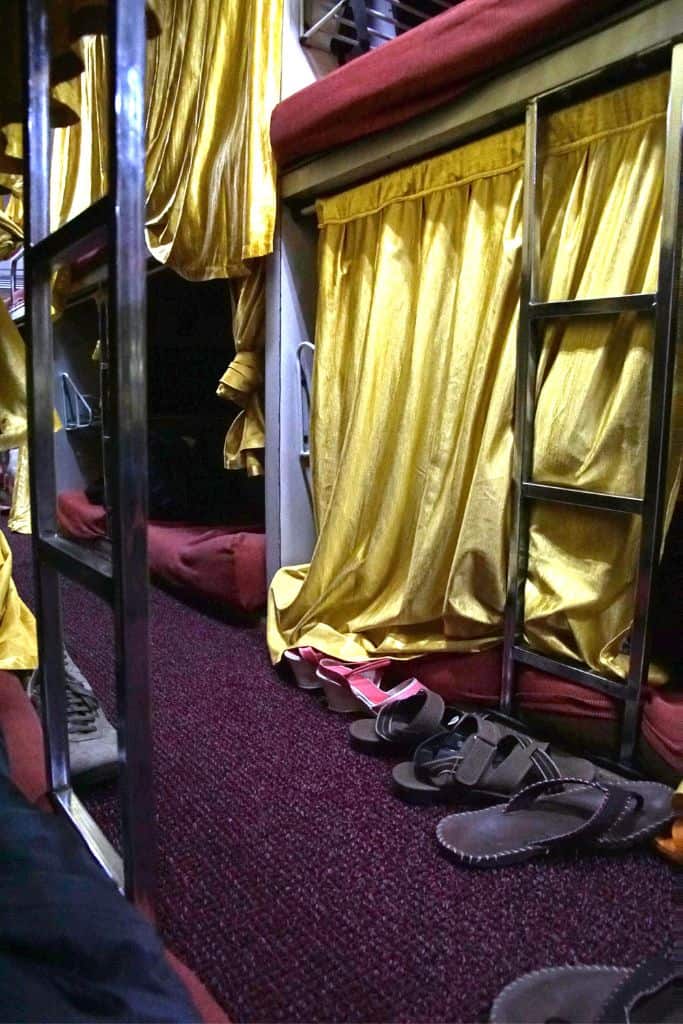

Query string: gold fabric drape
0 299 30 454
17 0 283 470
268 74 682 682
0 0 161 256
20 0 282 276
0 528 37 672
217 263 266 476
7 447 32 535
0 300 33 535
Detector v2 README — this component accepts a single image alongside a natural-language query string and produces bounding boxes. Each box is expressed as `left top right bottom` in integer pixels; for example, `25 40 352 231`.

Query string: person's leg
0 729 199 1023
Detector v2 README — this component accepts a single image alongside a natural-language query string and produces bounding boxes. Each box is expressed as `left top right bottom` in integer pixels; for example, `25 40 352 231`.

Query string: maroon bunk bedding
57 490 266 615
0 669 230 1023
270 0 640 169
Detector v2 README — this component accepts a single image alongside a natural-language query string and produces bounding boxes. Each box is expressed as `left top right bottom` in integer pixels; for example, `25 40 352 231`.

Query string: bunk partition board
272 0 683 767
23 0 155 909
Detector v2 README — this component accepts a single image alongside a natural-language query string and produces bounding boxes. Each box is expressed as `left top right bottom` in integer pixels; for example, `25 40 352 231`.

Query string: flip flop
349 686 446 754
392 712 626 805
489 954 681 1023
436 777 674 868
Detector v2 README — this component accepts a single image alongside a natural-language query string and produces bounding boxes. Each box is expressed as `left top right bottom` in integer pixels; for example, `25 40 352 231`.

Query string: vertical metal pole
501 100 541 714
23 0 70 792
622 43 683 763
108 0 156 913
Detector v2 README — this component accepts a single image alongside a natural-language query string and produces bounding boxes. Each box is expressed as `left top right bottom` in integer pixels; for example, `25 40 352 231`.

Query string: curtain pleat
268 73 681 684
218 263 266 476
7 447 31 536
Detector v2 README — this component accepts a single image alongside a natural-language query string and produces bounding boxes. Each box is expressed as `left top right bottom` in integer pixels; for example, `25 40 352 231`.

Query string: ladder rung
38 535 113 602
529 293 656 319
522 482 643 515
30 197 110 269
53 787 123 890
511 644 633 702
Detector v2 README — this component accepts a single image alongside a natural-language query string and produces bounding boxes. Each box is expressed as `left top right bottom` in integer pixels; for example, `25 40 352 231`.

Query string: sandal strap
505 778 642 849
420 715 561 792
597 955 681 1023
375 687 444 743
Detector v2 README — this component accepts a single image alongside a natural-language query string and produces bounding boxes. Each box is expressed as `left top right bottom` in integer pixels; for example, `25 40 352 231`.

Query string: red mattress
381 650 683 781
57 490 266 615
271 0 639 169
0 670 230 1023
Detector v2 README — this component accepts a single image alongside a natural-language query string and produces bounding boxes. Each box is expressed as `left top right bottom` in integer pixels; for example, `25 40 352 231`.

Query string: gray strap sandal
489 955 681 1023
436 777 674 868
392 712 622 805
348 687 445 754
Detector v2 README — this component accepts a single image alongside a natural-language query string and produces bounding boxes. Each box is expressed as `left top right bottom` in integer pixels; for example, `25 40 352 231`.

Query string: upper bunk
273 0 683 204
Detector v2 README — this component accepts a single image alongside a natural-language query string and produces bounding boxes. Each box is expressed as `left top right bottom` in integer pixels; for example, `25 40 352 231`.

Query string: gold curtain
0 527 37 671
20 0 282 277
0 299 32 534
16 0 283 471
0 290 61 537
0 0 161 254
0 299 30 454
7 447 32 535
217 262 266 476
268 73 682 682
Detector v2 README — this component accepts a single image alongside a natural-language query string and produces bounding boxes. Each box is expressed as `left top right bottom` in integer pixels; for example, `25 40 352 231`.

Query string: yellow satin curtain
7 447 32 535
0 300 33 534
0 528 37 672
24 0 282 275
32 0 282 470
0 0 161 254
0 300 30 454
217 263 266 476
268 73 682 682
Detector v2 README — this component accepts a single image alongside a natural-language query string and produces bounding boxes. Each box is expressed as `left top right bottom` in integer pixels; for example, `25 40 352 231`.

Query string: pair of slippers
351 696 675 869
490 953 680 1022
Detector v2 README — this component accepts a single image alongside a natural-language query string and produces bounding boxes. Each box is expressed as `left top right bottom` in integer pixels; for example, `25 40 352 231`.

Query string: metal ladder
23 0 155 912
502 43 683 767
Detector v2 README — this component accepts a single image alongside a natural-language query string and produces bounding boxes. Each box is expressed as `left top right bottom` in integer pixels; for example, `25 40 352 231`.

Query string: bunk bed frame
23 0 154 910
266 0 683 767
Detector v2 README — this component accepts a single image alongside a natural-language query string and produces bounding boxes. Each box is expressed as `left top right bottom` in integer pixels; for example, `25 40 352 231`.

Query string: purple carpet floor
6 530 674 1023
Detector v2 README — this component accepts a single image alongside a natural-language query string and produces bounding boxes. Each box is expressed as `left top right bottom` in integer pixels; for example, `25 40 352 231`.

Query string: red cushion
57 491 266 614
271 0 632 169
147 523 266 614
57 489 108 539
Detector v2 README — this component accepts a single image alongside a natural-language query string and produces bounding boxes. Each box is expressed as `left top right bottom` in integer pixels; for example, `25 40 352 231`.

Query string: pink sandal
283 647 326 691
316 658 424 714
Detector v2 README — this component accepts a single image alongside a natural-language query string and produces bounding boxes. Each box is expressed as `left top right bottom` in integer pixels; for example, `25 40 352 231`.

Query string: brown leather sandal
436 777 674 868
348 687 446 754
392 712 624 805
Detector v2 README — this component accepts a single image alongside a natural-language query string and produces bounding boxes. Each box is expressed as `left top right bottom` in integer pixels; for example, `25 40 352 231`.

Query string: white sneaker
26 650 119 786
